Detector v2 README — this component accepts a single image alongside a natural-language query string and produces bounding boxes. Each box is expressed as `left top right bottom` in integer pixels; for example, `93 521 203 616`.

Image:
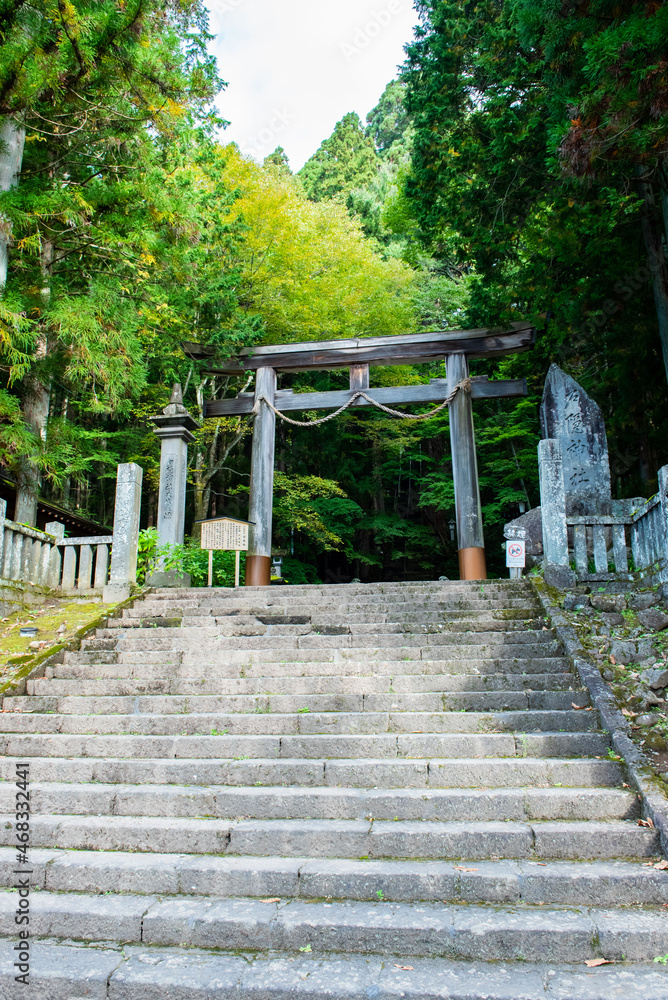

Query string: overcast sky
207 0 420 171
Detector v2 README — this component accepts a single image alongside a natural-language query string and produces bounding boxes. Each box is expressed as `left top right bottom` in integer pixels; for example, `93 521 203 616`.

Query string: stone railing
57 536 113 593
566 466 668 583
0 462 143 600
0 519 60 588
0 508 113 593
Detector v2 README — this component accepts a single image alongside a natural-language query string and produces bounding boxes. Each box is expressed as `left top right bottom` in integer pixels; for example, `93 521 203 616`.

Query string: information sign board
198 517 254 588
201 518 249 551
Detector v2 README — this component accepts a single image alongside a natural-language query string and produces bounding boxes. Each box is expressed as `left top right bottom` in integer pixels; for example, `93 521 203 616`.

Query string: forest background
0 0 667 585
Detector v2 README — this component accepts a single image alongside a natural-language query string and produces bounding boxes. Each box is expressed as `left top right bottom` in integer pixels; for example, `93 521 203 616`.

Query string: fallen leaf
654 860 668 870
610 655 616 665
260 898 281 903
638 818 655 829
453 866 479 872
621 709 636 718
585 959 611 968
393 965 414 971
572 702 586 710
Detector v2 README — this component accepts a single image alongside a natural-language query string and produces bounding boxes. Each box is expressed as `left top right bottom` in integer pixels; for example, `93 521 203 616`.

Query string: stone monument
536 365 613 587
103 463 143 603
540 363 612 516
148 384 200 588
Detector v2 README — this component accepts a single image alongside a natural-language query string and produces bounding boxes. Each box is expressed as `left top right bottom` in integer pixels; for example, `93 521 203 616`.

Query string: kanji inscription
200 519 249 551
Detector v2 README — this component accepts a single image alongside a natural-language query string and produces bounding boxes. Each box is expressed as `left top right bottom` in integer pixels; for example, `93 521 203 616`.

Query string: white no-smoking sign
506 541 526 568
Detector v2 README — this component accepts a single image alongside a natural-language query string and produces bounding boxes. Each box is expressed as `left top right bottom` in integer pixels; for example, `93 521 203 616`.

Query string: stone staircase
1 579 668 998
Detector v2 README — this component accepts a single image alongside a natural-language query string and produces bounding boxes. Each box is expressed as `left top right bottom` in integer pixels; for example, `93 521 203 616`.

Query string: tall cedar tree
0 0 229 522
402 0 668 497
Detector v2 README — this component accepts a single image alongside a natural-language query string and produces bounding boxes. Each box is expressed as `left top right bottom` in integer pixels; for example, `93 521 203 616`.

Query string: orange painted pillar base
245 555 271 587
458 547 487 581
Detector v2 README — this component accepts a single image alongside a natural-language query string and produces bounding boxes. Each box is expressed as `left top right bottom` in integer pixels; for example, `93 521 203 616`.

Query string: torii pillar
245 367 277 586
447 353 486 580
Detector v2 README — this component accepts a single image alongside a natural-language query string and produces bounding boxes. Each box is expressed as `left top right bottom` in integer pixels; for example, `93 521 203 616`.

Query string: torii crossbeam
185 322 535 586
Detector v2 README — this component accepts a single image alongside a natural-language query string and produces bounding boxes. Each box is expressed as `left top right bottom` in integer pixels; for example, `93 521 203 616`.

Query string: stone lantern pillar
148 384 200 587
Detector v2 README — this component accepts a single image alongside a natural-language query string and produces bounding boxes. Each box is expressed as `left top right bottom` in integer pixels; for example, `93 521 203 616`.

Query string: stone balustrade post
45 521 64 589
658 465 668 584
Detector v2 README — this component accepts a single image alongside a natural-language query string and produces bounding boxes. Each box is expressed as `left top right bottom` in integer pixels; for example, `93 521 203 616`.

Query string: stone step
119 602 545 622
2 940 666 1000
61 641 564 667
144 584 536 597
0 726 612 759
107 608 545 628
5 849 666 907
0 783 636 822
124 592 541 607
0 754 622 787
0 814 657 858
149 579 532 590
6 690 590 716
164 618 551 635
98 631 560 651
52 655 571 677
0 708 600 735
31 672 580 696
151 580 532 591
0 890 666 964
139 586 536 603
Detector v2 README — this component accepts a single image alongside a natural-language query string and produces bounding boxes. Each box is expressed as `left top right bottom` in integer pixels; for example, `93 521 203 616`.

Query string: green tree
0 0 235 523
509 0 668 380
401 0 668 502
299 112 378 202
366 80 411 157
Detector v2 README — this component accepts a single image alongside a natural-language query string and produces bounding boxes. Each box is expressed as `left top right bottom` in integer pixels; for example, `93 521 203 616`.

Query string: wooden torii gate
185 322 535 587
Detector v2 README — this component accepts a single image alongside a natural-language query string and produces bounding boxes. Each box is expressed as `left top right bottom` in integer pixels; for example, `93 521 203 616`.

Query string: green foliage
366 81 411 157
280 557 321 586
272 472 364 554
177 546 245 589
216 145 416 343
136 528 179 586
136 528 245 588
299 113 379 202
510 0 668 175
402 0 668 504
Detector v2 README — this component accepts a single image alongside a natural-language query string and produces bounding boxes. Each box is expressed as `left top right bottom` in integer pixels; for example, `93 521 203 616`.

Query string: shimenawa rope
251 378 472 427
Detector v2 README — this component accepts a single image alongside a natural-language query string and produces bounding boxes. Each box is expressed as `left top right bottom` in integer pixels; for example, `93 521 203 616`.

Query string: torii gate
185 322 535 586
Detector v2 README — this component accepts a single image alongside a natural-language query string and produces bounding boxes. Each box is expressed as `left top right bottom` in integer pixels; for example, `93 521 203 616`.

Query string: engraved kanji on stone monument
540 364 612 515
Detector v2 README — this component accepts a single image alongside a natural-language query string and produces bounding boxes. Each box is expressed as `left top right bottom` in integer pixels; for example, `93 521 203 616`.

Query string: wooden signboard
198 517 253 587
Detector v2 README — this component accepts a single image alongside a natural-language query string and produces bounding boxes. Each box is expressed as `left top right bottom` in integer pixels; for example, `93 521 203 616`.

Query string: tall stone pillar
246 367 277 587
103 464 143 603
447 353 487 580
148 384 200 588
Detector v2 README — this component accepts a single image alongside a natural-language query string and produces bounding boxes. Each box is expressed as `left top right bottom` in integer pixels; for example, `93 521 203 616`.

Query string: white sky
207 0 420 170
